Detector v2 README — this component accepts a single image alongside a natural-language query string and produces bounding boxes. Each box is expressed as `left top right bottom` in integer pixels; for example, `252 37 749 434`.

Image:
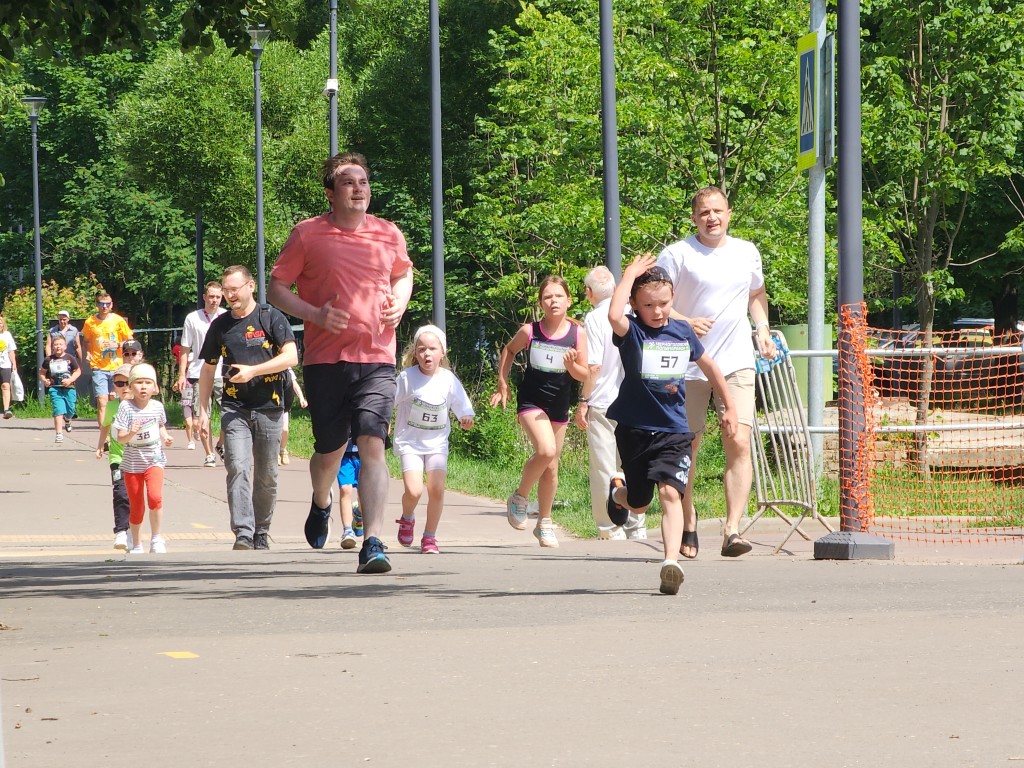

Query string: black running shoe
607 473 629 526
233 535 254 551
253 532 270 550
357 536 392 574
304 491 333 549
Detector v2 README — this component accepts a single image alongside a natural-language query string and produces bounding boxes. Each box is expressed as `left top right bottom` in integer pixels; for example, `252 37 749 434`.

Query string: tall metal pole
196 211 205 309
23 97 46 402
599 0 622 279
250 27 270 305
807 0 827 474
429 0 445 331
814 0 893 560
329 0 338 156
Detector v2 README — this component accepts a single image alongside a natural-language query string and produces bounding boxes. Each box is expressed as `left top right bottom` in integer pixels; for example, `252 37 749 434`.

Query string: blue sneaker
352 502 364 537
357 536 392 574
304 491 333 549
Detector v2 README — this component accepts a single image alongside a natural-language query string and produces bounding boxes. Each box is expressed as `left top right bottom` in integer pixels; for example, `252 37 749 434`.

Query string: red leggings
123 466 164 525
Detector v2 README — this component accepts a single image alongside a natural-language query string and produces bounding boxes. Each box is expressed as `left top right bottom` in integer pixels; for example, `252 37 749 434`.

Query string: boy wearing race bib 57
605 255 737 595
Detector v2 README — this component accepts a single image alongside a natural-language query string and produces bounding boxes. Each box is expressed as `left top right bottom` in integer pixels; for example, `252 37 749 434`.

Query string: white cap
58 310 70 317
413 324 447 355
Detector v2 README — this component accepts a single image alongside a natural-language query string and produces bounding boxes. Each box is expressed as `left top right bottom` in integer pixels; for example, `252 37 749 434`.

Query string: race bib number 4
409 398 446 431
529 340 567 373
641 340 690 382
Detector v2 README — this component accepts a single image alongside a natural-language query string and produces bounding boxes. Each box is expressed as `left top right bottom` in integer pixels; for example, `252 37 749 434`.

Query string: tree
0 0 296 61
861 0 1024 422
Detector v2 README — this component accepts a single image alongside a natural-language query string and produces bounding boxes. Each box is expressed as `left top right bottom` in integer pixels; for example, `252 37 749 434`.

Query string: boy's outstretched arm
608 253 657 337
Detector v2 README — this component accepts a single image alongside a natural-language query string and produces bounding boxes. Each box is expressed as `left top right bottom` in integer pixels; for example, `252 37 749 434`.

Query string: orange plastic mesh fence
848 319 1024 542
837 304 877 532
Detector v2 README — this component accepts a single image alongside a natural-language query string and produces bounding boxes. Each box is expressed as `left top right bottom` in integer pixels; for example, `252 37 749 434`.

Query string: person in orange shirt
81 292 133 429
269 152 413 575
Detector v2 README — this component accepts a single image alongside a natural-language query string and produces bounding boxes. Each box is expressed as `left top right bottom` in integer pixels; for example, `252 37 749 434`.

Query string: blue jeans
222 406 283 538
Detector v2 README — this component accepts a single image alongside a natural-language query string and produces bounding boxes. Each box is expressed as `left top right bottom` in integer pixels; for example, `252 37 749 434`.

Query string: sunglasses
113 380 129 387
97 301 112 307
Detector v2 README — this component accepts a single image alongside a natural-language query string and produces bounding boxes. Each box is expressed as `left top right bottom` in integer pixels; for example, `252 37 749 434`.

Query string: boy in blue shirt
606 254 737 595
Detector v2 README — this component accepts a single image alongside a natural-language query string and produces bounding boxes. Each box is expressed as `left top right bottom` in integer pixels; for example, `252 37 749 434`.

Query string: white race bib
529 340 567 373
408 398 446 431
130 419 160 447
641 340 690 382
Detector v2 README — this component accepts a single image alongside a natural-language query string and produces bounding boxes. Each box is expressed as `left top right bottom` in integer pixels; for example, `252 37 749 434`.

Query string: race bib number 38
641 340 690 382
529 340 567 373
409 398 446 431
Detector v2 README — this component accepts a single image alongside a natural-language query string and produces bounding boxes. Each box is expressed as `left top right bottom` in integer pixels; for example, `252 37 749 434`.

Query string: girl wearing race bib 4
490 276 589 547
393 325 475 554
113 364 174 554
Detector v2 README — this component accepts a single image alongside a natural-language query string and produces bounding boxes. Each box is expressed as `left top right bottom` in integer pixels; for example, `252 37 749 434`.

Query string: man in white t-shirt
656 187 776 559
174 282 226 466
576 265 638 540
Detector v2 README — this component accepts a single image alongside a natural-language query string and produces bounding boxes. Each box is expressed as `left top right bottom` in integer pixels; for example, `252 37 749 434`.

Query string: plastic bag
11 370 25 402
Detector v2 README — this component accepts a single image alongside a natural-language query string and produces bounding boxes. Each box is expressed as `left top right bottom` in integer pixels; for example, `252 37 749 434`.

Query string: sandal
679 530 699 559
721 533 752 558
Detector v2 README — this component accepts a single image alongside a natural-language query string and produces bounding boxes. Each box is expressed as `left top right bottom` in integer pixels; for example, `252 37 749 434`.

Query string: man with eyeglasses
82 292 134 430
197 265 297 551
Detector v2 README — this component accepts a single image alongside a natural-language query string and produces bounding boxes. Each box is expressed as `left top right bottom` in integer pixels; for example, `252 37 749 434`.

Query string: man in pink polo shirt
269 152 413 575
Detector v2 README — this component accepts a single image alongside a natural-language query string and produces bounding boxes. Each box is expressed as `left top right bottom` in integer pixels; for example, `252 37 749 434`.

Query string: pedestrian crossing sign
797 32 818 172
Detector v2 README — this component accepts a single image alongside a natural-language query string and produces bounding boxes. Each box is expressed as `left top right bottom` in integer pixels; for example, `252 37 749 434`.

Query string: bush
1 276 101 399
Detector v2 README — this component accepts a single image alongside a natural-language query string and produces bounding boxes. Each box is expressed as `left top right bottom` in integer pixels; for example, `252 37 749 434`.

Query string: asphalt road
2 417 1022 768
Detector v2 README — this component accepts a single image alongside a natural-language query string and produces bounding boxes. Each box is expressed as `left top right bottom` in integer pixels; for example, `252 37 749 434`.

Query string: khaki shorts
684 368 755 433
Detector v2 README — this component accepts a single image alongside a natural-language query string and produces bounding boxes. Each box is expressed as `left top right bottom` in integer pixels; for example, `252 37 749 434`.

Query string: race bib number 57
640 340 689 382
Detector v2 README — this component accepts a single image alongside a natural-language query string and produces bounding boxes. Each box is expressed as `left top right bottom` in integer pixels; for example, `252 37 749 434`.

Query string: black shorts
516 398 570 425
0 368 11 385
614 425 694 508
304 362 396 454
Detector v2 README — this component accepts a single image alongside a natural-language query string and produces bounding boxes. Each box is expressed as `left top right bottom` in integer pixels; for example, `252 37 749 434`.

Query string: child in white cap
392 325 474 553
112 363 174 554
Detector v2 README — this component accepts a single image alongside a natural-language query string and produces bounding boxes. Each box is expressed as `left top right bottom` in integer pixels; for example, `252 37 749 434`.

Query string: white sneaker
598 526 627 540
624 513 647 540
533 519 559 548
506 493 529 530
128 543 145 555
204 454 216 467
150 536 167 554
54 434 63 443
659 560 685 595
186 441 196 450
113 530 128 551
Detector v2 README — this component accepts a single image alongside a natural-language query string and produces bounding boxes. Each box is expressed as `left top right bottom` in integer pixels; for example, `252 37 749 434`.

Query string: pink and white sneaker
396 515 415 547
420 535 439 554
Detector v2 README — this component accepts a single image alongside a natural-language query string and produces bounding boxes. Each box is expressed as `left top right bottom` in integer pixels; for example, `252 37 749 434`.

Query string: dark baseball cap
121 339 143 354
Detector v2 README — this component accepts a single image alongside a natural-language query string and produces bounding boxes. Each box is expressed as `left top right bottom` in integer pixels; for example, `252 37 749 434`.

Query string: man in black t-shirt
197 265 297 551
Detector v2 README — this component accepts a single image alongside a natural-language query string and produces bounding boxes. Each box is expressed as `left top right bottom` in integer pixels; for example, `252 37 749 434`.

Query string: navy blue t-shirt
607 316 704 433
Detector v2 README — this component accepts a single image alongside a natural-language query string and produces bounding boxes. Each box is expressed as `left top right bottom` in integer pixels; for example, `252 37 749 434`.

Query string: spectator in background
82 292 133 430
0 313 17 419
175 282 227 467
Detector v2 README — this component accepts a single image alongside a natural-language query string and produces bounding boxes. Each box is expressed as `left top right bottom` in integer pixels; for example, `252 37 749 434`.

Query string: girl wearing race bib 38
393 325 475 554
490 276 589 548
113 363 174 555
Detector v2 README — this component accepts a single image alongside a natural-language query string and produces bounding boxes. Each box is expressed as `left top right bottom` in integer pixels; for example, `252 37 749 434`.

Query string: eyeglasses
97 301 112 307
113 380 129 387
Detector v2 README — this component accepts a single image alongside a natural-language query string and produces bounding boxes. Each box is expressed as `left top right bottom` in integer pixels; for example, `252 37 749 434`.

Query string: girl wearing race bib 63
490 276 589 548
393 325 475 554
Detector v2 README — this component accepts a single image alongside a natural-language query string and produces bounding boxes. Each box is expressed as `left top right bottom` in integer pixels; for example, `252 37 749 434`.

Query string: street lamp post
249 25 270 304
22 96 46 402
